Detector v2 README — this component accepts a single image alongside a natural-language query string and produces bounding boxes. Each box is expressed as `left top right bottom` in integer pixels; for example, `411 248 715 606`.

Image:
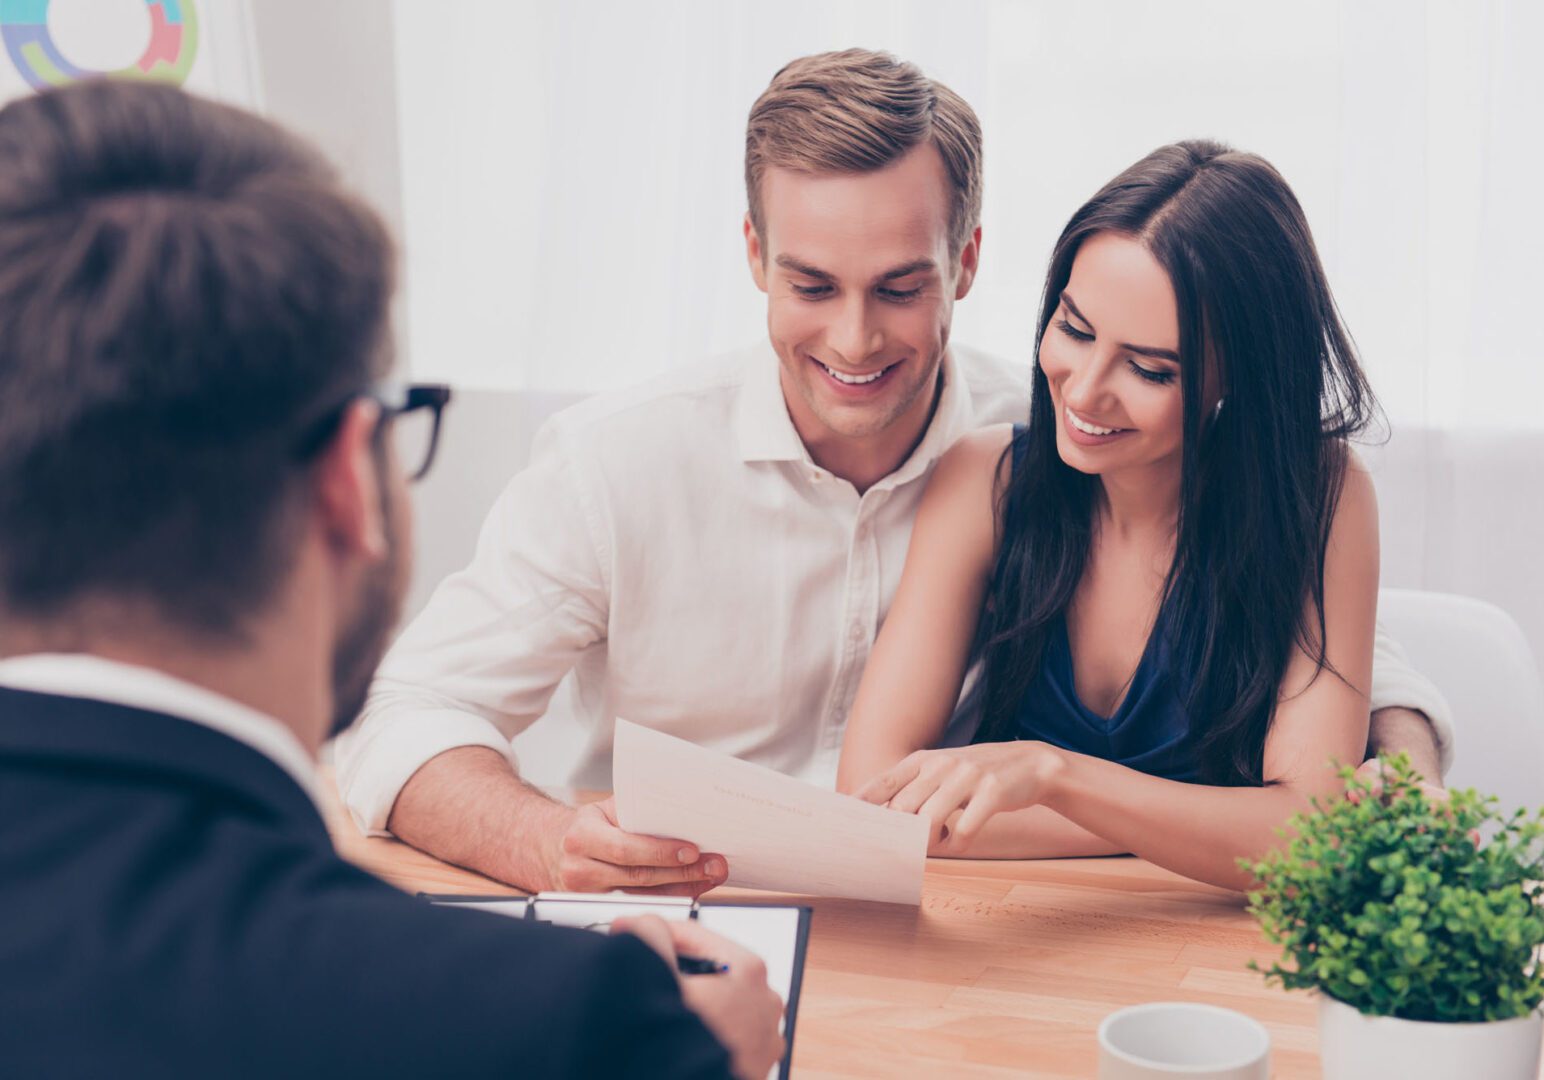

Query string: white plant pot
1318 994 1542 1080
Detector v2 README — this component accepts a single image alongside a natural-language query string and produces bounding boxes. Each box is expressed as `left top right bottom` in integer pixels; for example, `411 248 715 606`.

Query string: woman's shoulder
1336 444 1377 518
946 422 1017 456
1326 442 1379 563
936 423 1018 492
915 424 1018 551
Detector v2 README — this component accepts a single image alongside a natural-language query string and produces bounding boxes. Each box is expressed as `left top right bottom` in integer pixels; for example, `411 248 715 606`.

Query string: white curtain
393 0 1544 664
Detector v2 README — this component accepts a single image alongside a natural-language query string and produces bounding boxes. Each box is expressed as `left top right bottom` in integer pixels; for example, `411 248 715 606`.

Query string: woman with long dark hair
836 140 1380 890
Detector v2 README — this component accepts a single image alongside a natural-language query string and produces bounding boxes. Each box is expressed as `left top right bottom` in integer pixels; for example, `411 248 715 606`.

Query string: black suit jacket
0 688 732 1079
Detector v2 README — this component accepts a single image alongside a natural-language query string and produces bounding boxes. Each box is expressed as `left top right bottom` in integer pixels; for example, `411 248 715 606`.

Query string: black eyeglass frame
294 382 453 483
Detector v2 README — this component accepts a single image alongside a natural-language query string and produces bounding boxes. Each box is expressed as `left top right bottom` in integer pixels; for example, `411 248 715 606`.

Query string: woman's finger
855 755 923 804
953 787 1010 844
916 771 977 836
886 772 944 816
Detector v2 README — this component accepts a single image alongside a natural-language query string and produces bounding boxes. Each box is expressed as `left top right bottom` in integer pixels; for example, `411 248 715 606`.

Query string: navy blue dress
989 426 1201 782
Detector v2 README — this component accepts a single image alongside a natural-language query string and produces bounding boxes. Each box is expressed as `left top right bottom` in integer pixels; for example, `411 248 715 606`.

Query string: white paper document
612 719 929 905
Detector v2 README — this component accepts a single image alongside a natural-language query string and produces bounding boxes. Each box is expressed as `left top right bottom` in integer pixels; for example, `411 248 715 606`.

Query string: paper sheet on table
612 718 929 905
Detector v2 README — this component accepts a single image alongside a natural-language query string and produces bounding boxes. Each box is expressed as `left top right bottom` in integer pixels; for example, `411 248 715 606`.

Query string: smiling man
334 49 1454 894
747 105 980 493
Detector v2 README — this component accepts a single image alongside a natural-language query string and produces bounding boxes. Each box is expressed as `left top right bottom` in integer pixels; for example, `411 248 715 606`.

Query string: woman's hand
854 742 1064 847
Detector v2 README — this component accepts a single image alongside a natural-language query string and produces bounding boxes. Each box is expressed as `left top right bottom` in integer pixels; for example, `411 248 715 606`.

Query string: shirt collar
0 653 324 811
875 347 976 491
734 344 978 484
735 341 809 464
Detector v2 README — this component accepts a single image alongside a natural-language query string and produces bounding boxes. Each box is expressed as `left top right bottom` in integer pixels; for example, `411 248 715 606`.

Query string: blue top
993 426 1201 782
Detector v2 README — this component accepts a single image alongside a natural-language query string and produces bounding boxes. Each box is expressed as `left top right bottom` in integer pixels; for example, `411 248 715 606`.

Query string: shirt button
848 622 865 643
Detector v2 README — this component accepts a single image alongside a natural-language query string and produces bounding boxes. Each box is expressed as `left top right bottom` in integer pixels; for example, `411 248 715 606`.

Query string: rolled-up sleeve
1370 619 1456 776
333 419 612 834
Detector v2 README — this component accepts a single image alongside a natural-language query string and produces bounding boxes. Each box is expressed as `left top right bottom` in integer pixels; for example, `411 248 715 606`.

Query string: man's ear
953 225 983 301
312 400 388 564
744 213 769 293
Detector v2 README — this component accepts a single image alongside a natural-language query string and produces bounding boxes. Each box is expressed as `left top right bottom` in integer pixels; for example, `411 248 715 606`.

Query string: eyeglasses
295 382 453 483
375 383 452 482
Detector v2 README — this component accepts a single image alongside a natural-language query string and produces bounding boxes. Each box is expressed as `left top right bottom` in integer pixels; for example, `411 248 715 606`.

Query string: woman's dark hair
975 139 1378 785
0 79 394 639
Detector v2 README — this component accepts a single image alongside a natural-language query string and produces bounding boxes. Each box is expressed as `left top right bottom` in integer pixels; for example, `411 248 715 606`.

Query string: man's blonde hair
745 48 983 256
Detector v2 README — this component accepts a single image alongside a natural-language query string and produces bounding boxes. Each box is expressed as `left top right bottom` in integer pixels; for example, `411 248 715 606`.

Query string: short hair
744 49 983 256
0 80 394 638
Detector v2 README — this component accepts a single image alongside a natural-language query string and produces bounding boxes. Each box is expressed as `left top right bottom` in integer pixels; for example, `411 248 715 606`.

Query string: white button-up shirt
335 343 1453 835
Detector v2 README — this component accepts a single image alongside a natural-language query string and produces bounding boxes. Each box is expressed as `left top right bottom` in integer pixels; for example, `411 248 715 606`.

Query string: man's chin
818 412 899 442
805 387 917 442
328 621 394 740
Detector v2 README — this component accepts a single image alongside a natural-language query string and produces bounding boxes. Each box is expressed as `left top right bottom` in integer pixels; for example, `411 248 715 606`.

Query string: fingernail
678 847 695 864
704 857 725 878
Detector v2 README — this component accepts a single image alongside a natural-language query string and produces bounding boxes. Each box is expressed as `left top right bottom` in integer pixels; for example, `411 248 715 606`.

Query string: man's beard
326 476 406 740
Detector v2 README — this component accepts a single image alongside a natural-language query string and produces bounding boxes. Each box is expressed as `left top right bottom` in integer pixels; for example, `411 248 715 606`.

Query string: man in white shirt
336 49 1453 895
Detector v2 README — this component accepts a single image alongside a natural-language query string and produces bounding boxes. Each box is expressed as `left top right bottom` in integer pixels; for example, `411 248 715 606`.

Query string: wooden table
320 778 1328 1078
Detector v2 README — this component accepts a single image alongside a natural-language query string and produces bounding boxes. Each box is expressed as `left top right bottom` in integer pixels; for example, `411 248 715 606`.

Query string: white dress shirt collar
0 652 323 810
734 342 977 488
735 343 809 464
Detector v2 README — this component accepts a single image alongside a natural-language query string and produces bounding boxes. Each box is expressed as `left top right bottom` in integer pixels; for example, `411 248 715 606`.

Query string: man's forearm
1366 707 1444 785
387 745 573 891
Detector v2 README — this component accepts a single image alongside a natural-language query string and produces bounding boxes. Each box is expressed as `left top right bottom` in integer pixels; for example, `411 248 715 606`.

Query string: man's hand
544 797 728 896
1350 756 1450 805
616 916 785 1080
387 747 726 894
1362 706 1446 801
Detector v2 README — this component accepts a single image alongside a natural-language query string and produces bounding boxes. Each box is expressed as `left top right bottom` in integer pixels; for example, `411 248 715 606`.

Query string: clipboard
420 892 812 1080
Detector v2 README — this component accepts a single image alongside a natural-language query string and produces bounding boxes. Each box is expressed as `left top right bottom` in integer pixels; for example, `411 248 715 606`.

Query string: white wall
249 0 410 363
250 0 403 235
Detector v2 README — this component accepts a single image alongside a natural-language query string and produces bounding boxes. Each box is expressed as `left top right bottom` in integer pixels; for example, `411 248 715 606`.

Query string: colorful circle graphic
0 0 198 90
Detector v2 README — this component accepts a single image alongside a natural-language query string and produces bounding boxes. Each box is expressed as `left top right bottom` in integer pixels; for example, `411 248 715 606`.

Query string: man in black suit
0 81 782 1079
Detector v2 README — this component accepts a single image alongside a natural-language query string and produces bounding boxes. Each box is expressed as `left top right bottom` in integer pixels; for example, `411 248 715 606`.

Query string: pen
676 953 730 976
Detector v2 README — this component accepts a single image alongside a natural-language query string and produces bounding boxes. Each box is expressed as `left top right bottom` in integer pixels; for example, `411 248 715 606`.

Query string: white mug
1098 1002 1270 1079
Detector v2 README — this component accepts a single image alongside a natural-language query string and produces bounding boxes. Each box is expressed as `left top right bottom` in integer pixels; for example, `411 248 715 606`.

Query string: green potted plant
1242 754 1544 1079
